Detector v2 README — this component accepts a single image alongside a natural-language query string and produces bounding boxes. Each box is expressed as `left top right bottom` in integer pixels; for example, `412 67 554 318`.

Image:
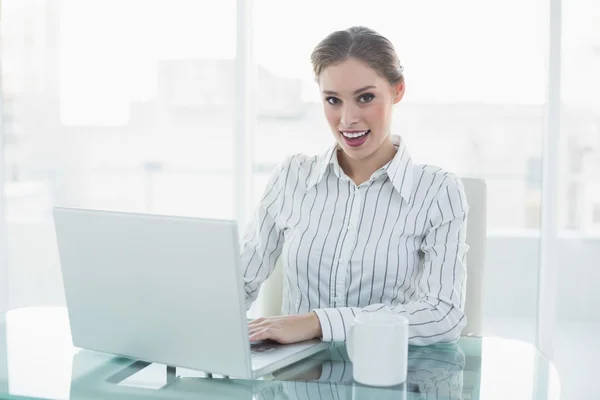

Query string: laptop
53 207 329 379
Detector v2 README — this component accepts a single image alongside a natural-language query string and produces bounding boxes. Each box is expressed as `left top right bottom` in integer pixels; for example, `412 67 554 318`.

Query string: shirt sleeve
313 177 469 346
241 156 293 310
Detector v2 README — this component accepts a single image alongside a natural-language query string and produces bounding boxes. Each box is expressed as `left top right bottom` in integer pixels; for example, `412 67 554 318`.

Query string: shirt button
348 223 355 232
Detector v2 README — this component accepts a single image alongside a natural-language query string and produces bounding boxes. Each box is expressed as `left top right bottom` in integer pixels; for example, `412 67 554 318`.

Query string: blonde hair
310 26 404 85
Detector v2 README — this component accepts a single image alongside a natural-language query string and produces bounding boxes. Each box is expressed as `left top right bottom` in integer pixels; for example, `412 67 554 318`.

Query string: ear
393 81 405 104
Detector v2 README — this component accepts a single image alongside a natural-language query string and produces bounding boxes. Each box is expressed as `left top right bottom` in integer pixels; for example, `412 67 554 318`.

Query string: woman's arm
241 156 293 310
313 177 469 346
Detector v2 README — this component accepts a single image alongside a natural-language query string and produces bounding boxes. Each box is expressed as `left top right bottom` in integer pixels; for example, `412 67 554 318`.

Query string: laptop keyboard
250 340 280 355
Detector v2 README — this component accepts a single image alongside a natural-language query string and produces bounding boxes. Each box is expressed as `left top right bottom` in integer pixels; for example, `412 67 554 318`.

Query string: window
1 0 236 309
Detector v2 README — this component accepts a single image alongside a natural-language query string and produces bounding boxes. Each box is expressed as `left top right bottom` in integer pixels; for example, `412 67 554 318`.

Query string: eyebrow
322 85 377 96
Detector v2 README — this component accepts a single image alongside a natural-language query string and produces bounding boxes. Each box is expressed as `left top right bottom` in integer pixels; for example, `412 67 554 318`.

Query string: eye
358 93 375 103
325 96 341 105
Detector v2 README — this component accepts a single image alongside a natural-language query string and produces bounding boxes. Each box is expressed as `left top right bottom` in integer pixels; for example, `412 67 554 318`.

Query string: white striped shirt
242 135 469 346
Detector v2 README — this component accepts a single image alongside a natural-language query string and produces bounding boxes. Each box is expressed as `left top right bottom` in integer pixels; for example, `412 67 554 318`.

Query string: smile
340 130 370 148
341 130 370 138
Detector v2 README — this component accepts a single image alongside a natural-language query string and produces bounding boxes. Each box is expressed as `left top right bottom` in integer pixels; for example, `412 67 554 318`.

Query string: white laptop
53 207 329 379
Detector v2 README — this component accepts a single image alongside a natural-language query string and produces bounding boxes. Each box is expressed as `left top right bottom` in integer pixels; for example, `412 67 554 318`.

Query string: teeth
342 130 369 138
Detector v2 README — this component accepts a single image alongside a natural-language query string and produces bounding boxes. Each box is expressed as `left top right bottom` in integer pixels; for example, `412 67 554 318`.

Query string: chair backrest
460 178 487 335
257 178 487 336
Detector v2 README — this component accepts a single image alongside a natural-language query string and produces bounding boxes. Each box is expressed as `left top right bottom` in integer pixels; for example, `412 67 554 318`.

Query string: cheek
366 103 389 127
323 107 339 127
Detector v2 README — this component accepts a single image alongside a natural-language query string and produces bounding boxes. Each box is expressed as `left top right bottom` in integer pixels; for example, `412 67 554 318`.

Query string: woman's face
318 58 404 162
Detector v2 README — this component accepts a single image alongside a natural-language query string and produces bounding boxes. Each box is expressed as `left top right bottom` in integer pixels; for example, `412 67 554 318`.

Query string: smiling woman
242 26 469 346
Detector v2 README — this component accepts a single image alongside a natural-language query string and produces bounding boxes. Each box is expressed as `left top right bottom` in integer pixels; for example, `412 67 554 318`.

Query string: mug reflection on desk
259 344 465 400
351 383 406 400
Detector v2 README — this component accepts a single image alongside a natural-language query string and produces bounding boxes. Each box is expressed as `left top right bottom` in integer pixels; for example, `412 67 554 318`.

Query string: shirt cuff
313 307 360 342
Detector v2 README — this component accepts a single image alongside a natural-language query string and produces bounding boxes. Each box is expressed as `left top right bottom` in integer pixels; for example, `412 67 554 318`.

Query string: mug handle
347 325 354 362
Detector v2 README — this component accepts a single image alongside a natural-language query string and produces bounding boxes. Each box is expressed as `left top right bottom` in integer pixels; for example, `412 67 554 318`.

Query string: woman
243 26 469 346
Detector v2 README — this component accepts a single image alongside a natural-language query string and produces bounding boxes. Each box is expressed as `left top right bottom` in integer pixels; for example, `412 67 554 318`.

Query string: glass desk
0 307 560 399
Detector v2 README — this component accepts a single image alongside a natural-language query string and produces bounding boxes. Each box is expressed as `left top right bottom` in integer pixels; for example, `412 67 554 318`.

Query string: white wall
486 234 600 321
0 322 7 394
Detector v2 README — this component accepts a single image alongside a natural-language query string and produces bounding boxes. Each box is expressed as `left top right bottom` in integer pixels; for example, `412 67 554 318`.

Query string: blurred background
0 0 598 397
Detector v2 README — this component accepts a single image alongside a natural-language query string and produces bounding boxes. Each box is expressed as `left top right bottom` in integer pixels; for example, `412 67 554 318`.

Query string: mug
347 309 409 387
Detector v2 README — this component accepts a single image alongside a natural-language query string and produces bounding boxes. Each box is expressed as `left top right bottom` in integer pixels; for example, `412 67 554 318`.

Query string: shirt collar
307 135 414 203
306 143 339 189
385 135 414 203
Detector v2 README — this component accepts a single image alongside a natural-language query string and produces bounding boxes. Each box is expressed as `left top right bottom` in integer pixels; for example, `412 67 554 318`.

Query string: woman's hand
248 312 323 344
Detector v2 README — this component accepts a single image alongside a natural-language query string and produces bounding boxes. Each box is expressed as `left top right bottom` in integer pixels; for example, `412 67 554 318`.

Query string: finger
248 325 271 336
249 327 275 342
248 322 271 333
248 317 266 327
248 316 285 329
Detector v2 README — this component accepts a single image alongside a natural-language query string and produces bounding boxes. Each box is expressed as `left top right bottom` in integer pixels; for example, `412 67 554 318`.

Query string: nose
340 103 360 127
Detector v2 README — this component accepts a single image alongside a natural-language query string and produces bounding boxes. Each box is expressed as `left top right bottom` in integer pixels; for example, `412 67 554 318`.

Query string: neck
338 135 397 185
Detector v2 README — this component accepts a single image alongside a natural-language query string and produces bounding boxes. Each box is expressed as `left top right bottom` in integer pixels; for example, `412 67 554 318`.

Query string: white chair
257 178 487 336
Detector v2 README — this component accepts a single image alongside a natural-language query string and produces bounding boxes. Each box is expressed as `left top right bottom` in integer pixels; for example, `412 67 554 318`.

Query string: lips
340 130 370 148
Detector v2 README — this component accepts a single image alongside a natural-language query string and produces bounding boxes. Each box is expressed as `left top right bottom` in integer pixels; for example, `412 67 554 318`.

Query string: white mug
347 309 409 387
